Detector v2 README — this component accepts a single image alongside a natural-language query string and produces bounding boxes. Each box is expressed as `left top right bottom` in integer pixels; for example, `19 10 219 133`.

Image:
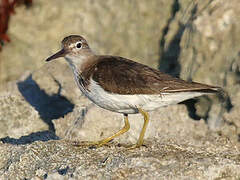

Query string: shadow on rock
0 131 59 145
17 74 74 133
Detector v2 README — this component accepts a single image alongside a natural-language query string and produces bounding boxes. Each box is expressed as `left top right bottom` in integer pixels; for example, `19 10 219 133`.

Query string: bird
45 35 220 148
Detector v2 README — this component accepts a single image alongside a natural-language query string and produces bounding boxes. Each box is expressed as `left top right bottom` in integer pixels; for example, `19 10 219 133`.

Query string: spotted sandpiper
45 35 220 148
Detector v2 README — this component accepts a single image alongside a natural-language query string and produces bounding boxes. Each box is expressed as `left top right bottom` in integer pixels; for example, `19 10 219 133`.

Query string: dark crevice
180 99 201 120
159 0 181 77
159 0 180 50
158 1 199 78
159 0 201 121
159 22 187 77
157 1 233 125
180 96 212 122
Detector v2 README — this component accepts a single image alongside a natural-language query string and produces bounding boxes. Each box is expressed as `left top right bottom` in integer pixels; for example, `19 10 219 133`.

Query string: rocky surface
0 93 48 139
177 0 240 130
0 0 240 179
0 61 239 179
157 0 240 130
0 0 238 128
1 137 240 180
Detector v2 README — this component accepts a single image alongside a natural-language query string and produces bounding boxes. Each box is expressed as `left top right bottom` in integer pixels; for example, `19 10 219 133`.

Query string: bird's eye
76 42 82 49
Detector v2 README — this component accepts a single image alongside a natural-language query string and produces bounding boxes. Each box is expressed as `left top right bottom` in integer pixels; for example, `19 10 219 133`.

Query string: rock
0 94 48 139
0 58 240 180
0 0 240 179
0 0 239 130
0 0 170 82
53 102 210 145
0 62 76 139
0 137 240 179
157 0 240 130
0 0 238 130
1 61 214 145
180 0 240 128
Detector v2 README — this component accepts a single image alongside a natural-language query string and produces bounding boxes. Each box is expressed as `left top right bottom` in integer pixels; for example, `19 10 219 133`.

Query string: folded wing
88 56 220 95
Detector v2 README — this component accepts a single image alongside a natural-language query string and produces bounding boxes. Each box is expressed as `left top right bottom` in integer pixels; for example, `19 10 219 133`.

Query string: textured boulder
0 94 48 139
0 0 170 82
0 0 238 130
0 137 240 179
0 0 240 179
0 64 239 179
178 0 240 129
1 62 213 144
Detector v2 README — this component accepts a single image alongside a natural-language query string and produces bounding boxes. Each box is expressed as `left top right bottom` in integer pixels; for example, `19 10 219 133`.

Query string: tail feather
190 86 222 94
166 86 222 94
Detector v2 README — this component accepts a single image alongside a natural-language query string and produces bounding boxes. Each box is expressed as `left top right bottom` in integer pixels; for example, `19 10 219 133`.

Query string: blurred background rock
0 0 240 178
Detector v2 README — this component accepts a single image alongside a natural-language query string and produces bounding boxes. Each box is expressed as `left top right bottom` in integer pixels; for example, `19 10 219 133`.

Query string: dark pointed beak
45 48 67 62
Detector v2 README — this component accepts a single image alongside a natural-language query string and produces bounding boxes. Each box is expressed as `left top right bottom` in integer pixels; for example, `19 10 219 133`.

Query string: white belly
77 79 206 114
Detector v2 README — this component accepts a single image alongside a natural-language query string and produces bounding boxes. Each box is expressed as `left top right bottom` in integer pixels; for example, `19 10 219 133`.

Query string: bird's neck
65 52 97 75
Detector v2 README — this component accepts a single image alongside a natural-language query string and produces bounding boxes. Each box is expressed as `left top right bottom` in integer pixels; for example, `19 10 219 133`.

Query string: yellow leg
129 108 149 148
96 114 130 146
74 109 149 149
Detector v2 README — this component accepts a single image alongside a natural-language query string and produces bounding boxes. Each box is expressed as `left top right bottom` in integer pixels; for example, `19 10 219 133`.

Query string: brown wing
85 56 219 95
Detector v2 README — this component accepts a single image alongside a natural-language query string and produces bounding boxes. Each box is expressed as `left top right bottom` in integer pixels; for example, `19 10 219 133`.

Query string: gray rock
0 0 240 179
1 60 240 179
0 94 48 139
0 137 240 179
0 0 169 82
0 0 239 130
154 0 239 130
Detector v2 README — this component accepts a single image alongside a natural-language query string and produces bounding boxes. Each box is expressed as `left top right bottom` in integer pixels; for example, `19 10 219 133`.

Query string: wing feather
86 56 220 95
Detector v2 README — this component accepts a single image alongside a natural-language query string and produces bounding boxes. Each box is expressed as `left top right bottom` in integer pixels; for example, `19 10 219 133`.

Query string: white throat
65 54 88 74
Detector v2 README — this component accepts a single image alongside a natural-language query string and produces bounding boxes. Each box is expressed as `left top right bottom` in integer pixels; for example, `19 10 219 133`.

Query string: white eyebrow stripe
69 43 75 48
